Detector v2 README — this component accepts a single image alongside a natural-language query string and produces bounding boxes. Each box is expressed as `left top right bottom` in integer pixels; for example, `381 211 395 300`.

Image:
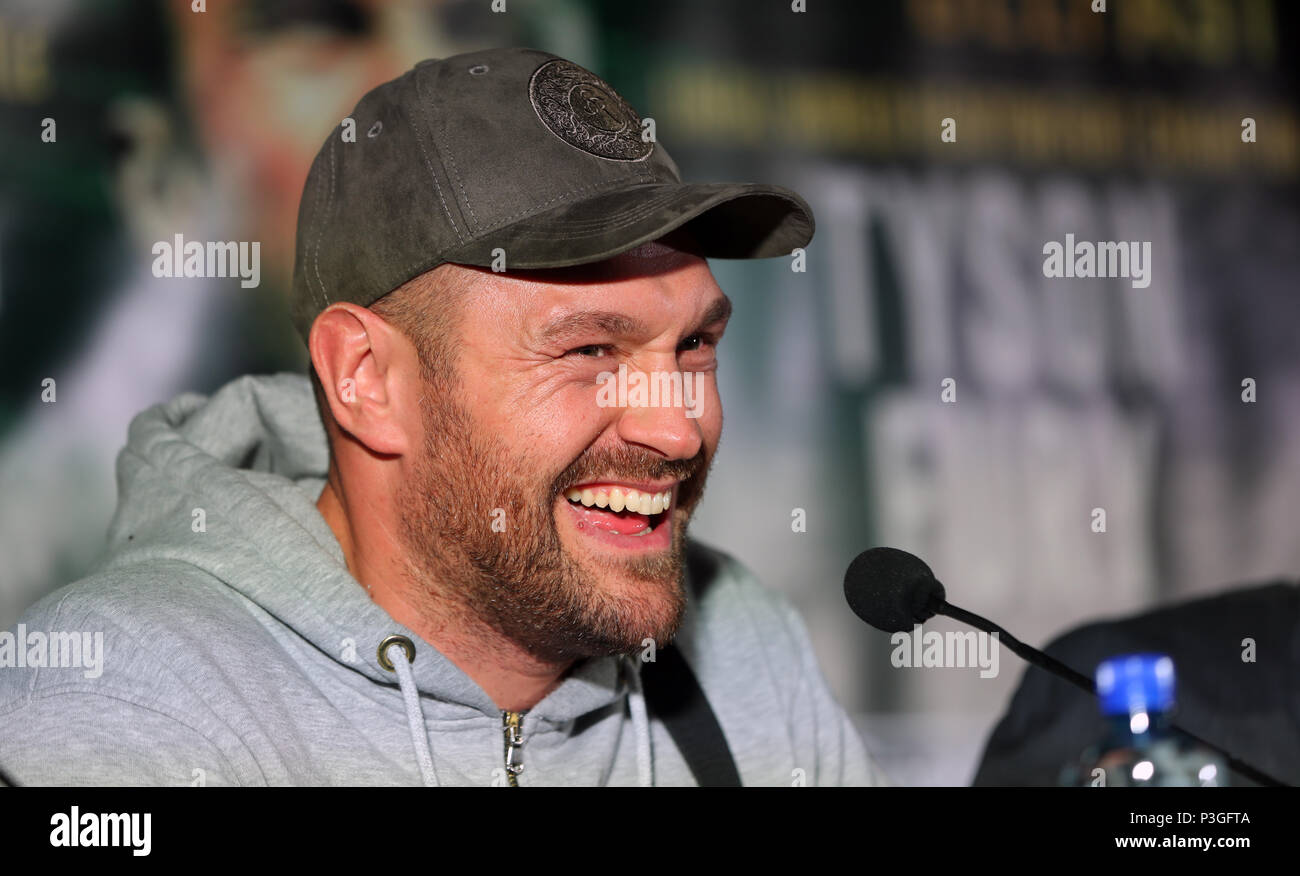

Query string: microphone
843 547 946 632
844 547 1094 693
843 546 1288 788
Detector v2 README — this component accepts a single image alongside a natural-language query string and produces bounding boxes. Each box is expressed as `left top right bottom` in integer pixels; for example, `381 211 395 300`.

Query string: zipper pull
502 710 526 787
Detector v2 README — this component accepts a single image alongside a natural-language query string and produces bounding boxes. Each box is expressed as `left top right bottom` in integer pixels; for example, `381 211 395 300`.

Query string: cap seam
501 188 694 232
440 133 478 235
501 189 691 233
637 150 655 184
485 184 779 236
310 136 338 309
475 180 667 237
411 70 466 243
507 199 708 239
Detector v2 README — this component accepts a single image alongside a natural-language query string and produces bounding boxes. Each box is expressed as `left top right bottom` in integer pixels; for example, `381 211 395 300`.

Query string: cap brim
439 182 814 269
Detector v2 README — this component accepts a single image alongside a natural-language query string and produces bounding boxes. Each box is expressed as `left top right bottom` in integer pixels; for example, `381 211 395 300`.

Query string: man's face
396 244 729 663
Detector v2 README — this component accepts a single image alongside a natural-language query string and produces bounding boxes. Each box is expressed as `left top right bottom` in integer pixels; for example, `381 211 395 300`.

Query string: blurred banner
1 0 1296 784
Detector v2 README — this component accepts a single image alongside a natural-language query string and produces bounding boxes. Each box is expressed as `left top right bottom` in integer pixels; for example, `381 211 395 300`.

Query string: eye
679 333 716 353
566 344 611 358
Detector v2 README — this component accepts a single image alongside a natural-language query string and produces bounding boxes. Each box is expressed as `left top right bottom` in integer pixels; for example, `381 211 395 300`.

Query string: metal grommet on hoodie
377 635 416 671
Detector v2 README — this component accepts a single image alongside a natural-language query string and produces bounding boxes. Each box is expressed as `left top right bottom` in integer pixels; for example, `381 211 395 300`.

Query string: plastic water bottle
1065 653 1227 787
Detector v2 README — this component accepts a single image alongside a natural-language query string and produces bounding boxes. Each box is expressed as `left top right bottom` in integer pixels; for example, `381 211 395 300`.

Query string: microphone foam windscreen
843 547 946 633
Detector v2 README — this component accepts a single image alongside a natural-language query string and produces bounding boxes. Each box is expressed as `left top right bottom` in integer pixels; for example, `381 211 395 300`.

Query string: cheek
498 384 613 475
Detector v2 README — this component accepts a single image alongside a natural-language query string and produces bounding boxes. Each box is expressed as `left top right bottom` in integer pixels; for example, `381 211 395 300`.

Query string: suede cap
290 47 815 340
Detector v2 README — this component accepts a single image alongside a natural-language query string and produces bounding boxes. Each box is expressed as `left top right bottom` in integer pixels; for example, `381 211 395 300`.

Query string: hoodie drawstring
622 655 653 787
380 636 440 787
381 635 651 787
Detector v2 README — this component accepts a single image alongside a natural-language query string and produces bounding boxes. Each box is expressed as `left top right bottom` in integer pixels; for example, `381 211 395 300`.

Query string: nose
611 368 705 461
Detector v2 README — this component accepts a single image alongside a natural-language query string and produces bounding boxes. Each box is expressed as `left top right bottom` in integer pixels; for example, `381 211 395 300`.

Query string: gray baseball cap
290 47 815 340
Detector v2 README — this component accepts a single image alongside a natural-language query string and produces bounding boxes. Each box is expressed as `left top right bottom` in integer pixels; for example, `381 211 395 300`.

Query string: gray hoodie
0 374 884 786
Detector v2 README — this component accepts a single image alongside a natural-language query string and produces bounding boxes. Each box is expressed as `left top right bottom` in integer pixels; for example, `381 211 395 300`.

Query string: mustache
553 445 707 497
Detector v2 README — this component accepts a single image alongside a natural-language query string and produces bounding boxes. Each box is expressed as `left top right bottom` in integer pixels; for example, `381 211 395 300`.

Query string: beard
394 383 713 664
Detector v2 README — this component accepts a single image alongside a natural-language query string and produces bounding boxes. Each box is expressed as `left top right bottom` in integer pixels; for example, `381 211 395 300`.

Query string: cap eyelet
377 635 416 671
468 64 489 76
367 120 383 138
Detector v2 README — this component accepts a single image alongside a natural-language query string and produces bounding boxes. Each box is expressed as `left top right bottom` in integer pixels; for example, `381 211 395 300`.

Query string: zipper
502 710 526 787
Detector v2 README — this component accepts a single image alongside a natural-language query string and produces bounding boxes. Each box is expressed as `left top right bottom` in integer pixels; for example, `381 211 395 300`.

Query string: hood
97 372 651 785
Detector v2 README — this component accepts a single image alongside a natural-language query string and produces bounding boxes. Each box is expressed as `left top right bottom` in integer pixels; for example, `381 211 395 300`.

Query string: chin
566 544 686 640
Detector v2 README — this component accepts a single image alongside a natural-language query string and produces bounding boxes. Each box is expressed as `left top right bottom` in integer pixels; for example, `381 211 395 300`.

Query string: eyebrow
698 295 732 329
538 311 648 346
537 294 732 346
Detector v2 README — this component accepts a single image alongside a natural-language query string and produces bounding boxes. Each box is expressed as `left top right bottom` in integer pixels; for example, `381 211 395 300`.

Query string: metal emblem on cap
528 58 652 161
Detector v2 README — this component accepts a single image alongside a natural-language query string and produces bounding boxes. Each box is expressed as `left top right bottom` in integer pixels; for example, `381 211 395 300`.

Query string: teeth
566 486 672 512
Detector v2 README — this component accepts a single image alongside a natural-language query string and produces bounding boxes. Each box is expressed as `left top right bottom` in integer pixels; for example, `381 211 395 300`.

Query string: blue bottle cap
1095 653 1176 716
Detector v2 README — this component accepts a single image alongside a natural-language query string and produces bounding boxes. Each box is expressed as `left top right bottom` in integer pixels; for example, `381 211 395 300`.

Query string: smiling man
0 48 882 786
314 247 726 711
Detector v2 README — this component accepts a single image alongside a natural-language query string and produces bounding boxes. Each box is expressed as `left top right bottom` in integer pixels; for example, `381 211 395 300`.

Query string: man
0 48 883 786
